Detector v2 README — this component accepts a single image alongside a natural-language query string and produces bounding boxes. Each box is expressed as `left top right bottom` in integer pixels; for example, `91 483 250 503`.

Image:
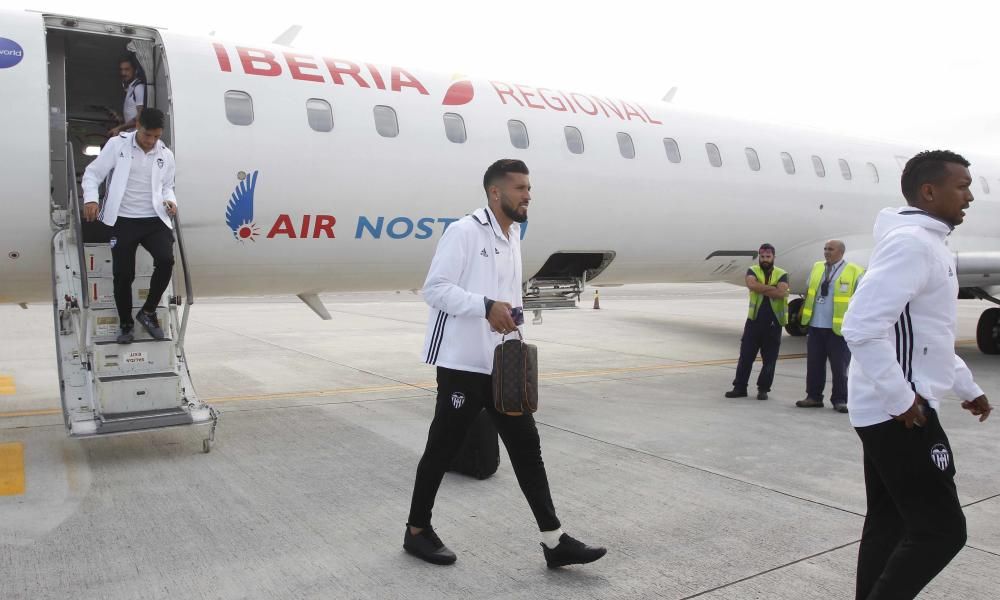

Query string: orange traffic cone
593 290 601 309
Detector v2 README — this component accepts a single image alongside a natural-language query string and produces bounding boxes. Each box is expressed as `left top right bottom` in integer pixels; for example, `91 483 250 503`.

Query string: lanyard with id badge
818 261 843 304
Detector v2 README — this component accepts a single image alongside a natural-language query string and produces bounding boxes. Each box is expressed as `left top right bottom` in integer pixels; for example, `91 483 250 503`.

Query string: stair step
94 341 177 378
524 297 578 310
97 407 194 434
84 243 155 278
96 371 182 414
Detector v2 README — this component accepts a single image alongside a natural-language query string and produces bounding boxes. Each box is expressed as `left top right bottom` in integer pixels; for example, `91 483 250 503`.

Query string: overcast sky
5 0 998 156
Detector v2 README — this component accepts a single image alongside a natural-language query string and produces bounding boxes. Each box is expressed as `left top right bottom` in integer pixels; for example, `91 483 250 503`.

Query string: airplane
2 8 999 440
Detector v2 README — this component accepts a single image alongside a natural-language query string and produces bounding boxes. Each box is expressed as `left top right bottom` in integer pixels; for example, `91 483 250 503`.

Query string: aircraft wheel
976 308 1000 354
785 298 808 337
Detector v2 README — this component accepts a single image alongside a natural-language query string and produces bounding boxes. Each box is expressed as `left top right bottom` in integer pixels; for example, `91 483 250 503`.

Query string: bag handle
500 328 523 341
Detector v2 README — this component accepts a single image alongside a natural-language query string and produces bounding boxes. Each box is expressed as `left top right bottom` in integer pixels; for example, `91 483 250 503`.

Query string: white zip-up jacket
842 207 984 427
422 207 523 375
81 131 177 229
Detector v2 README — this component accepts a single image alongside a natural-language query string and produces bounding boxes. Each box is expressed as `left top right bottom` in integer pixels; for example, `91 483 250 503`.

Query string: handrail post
65 142 91 364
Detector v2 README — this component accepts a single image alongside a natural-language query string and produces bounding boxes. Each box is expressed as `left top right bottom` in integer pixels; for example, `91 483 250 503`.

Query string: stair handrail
170 212 194 351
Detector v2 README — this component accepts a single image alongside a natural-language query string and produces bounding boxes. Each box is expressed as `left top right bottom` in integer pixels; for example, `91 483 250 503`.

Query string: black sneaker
725 388 748 398
796 397 824 408
403 526 457 565
116 325 134 344
541 534 607 568
833 403 848 414
136 310 165 340
757 391 768 401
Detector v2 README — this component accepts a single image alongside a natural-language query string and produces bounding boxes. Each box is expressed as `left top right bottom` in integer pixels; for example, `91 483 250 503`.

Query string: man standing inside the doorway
109 54 145 137
82 108 177 344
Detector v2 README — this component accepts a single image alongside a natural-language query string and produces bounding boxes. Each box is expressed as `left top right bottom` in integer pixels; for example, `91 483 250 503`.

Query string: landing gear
785 298 808 337
977 308 1000 355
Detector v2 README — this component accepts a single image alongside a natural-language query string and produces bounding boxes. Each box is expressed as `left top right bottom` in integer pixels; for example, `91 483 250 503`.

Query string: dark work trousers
854 408 967 600
805 327 851 404
732 318 783 393
408 366 561 532
111 217 175 327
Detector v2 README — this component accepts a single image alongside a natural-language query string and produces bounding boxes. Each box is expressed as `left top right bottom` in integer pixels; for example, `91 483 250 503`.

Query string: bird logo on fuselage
226 170 260 242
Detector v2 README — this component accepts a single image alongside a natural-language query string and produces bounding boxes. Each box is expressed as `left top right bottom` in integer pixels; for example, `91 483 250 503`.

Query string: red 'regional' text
490 81 662 125
214 43 429 95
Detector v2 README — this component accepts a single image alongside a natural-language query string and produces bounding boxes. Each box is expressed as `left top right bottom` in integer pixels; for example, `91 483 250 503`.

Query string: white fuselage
1 9 999 304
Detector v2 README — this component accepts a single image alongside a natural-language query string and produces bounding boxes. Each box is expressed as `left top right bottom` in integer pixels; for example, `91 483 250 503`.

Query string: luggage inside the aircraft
449 410 500 480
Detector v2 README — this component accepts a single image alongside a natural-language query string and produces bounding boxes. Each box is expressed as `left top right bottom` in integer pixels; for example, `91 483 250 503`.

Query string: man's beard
759 260 773 271
501 200 528 223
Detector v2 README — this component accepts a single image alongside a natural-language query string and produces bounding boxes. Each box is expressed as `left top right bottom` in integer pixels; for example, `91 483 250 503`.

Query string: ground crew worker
725 243 789 401
796 240 864 413
843 150 992 600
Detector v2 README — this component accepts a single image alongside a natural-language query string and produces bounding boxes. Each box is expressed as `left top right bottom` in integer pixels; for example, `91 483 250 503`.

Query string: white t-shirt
118 141 159 218
123 79 145 128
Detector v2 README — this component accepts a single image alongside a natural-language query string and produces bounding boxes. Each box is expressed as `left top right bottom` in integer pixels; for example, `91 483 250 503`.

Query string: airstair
53 143 218 452
523 251 616 322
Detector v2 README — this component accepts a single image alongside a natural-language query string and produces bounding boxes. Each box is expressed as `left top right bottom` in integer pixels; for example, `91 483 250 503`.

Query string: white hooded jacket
842 207 984 427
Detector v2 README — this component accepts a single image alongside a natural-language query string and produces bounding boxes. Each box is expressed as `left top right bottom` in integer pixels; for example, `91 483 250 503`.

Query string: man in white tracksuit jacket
403 159 606 569
82 108 177 344
842 150 992 600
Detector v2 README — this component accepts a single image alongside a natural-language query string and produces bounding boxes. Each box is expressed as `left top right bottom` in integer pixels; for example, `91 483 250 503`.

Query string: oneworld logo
0 38 24 69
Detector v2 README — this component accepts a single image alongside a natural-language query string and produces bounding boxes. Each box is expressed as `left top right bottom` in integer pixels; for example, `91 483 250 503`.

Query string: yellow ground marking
0 442 26 496
0 375 15 396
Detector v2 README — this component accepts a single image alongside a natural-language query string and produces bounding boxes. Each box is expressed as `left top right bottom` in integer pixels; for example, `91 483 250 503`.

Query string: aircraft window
867 162 879 183
839 159 853 180
745 148 760 171
981 177 991 194
373 105 399 138
224 91 254 126
306 99 334 132
663 138 681 163
617 132 636 159
780 152 795 174
443 112 467 143
812 155 826 177
508 120 529 149
564 126 584 154
706 143 722 167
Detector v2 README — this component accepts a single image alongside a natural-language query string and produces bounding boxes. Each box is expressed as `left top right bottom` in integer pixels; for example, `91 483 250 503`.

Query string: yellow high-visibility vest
800 261 865 335
748 265 789 326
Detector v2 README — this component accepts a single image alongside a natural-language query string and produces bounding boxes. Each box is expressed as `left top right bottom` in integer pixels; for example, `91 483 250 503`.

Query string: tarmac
1 283 997 599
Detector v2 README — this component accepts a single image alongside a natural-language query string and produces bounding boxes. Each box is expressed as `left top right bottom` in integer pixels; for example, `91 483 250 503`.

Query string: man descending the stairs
82 108 177 344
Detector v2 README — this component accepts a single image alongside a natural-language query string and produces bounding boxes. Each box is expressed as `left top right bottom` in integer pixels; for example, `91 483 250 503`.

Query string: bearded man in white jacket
403 159 606 570
842 150 992 600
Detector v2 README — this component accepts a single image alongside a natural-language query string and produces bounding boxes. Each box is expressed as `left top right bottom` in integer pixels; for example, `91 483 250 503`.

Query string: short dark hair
759 243 776 255
119 54 139 70
483 159 529 194
901 150 970 205
139 107 165 130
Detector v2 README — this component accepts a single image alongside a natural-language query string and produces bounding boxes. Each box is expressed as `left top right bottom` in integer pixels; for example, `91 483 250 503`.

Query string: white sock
541 528 564 549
